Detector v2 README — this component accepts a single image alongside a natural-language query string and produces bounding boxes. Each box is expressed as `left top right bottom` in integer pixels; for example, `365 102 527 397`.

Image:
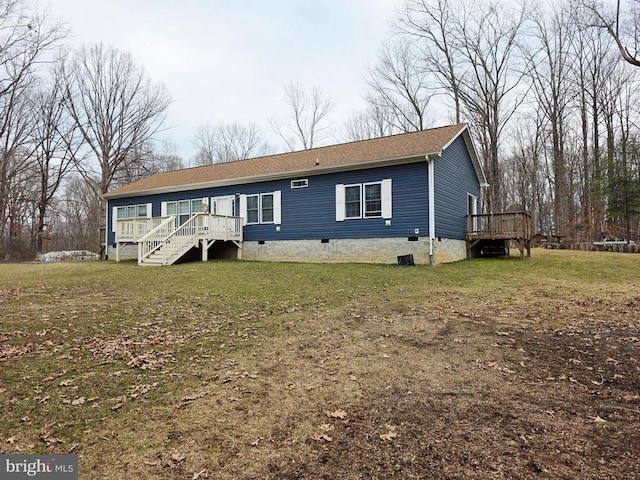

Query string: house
103 123 489 266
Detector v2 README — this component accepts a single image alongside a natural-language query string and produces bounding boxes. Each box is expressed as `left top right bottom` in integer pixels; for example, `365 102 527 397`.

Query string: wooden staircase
134 213 243 266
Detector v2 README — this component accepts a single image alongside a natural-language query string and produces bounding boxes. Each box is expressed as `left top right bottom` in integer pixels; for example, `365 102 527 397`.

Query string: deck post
201 239 208 262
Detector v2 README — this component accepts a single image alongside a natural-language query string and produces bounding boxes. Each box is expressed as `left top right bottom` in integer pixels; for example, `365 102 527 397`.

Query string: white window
345 184 362 219
112 203 152 232
336 179 392 221
160 197 208 226
246 195 259 224
240 191 281 225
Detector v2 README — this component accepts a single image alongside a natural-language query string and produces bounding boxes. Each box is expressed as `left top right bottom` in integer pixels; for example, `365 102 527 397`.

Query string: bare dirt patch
261 317 639 480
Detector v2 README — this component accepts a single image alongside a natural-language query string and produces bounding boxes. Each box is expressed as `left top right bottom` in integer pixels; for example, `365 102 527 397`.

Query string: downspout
427 154 439 266
103 197 109 260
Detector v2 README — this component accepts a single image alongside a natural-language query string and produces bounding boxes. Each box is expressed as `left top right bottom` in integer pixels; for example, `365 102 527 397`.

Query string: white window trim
112 203 152 232
363 181 383 218
344 183 363 220
239 191 281 225
260 193 275 224
245 194 260 225
239 194 248 225
336 179 392 222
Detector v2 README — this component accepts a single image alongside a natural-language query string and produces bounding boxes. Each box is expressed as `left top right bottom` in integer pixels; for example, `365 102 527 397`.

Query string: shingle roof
105 123 483 199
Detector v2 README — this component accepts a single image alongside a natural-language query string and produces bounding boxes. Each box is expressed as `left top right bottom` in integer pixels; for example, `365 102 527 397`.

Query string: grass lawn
0 249 638 479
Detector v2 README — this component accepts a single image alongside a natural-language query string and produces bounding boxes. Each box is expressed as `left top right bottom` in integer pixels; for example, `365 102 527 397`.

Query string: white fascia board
103 153 438 200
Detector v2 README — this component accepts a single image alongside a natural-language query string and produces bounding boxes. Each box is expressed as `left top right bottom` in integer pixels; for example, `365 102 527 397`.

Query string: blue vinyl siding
107 135 481 246
272 163 429 241
107 162 431 245
434 136 482 240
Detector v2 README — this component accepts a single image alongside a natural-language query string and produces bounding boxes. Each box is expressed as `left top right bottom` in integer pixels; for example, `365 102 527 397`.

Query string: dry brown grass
1 250 638 479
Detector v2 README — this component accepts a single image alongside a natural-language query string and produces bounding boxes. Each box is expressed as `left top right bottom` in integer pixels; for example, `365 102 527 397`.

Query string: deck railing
116 214 243 244
467 212 532 240
137 216 177 263
133 213 243 265
115 217 171 243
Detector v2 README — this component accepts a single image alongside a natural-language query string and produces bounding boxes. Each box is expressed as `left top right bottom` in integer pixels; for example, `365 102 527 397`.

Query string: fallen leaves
178 391 210 409
380 425 398 441
313 423 334 442
40 432 64 448
327 409 348 420
587 415 607 423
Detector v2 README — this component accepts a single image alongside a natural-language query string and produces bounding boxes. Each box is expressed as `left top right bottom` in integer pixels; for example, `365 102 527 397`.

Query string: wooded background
1 0 638 260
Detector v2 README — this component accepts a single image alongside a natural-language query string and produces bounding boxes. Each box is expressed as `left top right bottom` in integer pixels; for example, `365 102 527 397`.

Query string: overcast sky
49 0 400 161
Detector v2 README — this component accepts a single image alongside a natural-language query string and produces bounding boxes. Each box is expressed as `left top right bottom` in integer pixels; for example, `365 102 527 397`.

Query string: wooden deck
466 212 533 259
114 214 243 265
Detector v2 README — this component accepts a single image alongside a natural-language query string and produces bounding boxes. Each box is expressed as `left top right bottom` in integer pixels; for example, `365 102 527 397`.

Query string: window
117 204 149 220
261 193 274 223
178 200 191 225
345 185 362 219
336 179 392 222
246 195 259 224
137 204 148 218
112 203 151 232
291 179 308 189
161 197 208 226
364 183 382 217
191 198 203 214
165 202 177 216
240 191 281 225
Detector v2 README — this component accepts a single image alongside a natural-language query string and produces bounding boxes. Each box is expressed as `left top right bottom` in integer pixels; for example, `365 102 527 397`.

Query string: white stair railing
138 216 176 264
138 213 244 266
153 213 203 265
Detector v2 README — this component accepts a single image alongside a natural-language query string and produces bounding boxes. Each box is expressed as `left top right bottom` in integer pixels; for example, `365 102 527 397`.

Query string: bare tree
59 174 102 251
398 0 464 122
582 0 640 66
270 82 333 151
342 104 396 142
525 4 577 235
60 43 170 254
0 0 66 259
29 70 81 253
193 121 270 165
113 140 184 186
61 43 171 197
366 38 434 132
397 0 529 212
454 1 529 212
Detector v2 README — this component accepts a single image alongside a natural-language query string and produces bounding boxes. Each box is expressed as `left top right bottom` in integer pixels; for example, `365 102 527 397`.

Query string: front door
212 195 235 216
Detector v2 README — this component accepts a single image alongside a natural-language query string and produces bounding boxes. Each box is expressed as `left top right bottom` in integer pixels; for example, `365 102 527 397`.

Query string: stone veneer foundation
241 237 467 265
109 237 467 265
